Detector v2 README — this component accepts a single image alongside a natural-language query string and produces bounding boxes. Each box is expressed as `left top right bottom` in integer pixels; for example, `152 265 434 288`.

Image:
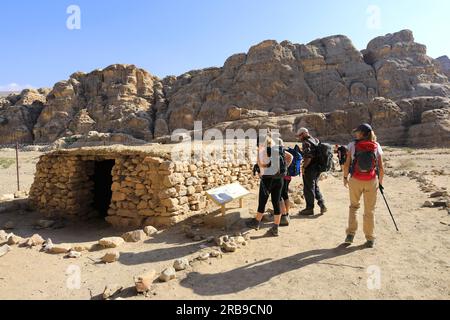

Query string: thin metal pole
16 141 20 192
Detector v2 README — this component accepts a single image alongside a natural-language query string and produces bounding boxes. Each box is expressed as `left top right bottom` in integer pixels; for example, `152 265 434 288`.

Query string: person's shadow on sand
179 244 367 296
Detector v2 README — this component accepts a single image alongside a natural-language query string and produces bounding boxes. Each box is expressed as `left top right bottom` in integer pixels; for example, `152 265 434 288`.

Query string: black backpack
263 146 287 178
308 138 333 173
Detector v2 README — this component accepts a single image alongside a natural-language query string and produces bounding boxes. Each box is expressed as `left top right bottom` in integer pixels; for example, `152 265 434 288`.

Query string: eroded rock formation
1 29 449 147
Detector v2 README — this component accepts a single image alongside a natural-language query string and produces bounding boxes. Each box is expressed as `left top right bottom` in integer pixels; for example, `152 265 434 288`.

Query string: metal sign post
16 141 20 192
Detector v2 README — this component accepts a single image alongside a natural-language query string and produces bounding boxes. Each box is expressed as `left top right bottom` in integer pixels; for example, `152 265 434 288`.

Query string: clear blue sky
1 0 449 90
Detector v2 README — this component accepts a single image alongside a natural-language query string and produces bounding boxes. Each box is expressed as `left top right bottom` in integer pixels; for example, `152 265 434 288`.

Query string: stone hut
28 142 258 228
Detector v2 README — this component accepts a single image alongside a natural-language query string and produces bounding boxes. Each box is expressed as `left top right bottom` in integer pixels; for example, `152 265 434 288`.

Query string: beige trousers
346 177 378 241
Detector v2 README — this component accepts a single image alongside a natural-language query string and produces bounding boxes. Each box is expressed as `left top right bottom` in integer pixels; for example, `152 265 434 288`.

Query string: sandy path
0 148 449 300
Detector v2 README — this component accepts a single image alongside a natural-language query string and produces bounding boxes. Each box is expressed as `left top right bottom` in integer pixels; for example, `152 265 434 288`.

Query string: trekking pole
379 185 399 232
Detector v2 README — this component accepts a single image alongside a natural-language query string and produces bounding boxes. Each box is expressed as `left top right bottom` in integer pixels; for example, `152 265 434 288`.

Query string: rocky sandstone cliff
436 55 450 79
1 29 449 147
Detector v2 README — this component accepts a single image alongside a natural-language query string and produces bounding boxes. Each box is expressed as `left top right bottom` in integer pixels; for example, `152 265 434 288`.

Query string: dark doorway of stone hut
90 160 115 218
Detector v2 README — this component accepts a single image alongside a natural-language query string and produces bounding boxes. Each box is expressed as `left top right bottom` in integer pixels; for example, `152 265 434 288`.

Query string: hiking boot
344 234 355 244
299 208 314 216
320 205 328 214
269 225 279 237
365 240 375 248
280 214 290 227
245 218 261 230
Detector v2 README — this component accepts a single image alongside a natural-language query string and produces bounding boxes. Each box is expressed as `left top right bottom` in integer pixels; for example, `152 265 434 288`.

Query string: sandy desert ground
0 146 449 300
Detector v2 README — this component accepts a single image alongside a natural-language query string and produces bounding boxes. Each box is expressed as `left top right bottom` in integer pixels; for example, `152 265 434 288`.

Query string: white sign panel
206 183 250 205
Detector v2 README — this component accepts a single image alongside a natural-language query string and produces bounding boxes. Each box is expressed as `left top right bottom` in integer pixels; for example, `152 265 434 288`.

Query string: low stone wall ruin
29 143 258 228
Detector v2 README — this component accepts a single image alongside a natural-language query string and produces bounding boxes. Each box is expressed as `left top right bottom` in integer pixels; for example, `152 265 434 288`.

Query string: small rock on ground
143 226 158 236
173 258 190 271
159 267 176 282
7 234 23 245
98 237 125 248
121 230 147 243
101 251 120 263
134 270 157 293
66 250 82 258
103 284 123 300
0 244 11 257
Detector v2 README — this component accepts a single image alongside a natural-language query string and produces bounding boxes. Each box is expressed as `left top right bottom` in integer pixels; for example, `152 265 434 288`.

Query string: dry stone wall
29 145 258 228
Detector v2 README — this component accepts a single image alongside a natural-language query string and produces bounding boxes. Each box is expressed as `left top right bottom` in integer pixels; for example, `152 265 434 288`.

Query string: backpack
350 140 379 180
263 146 287 178
308 138 333 173
287 145 303 177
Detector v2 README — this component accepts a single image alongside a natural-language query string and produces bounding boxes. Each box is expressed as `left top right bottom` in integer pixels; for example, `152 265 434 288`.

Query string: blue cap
353 123 373 134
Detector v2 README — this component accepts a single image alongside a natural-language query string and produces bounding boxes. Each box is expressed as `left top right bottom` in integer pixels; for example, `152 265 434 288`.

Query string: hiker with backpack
342 123 385 248
296 128 331 216
247 136 293 236
335 144 348 172
279 139 303 227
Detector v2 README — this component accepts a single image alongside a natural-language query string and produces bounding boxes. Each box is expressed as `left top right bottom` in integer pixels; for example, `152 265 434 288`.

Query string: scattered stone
433 201 448 208
0 194 14 202
121 230 147 243
193 235 202 242
143 226 158 236
3 221 15 230
103 284 123 300
36 219 55 229
159 267 176 282
221 241 237 253
197 252 210 261
72 242 96 252
0 244 11 257
25 234 45 247
423 201 434 208
234 236 246 245
7 234 23 245
210 250 222 258
173 258 190 271
48 243 72 254
99 237 125 248
66 250 82 259
134 270 157 293
42 238 54 252
0 230 8 242
430 191 448 198
14 191 28 199
101 251 120 263
214 236 224 246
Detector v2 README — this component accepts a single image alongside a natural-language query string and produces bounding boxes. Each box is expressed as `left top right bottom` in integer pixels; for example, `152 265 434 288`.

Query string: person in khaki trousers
342 124 384 248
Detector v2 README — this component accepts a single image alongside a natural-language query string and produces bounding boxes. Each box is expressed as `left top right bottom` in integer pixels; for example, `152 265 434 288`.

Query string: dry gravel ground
0 147 449 300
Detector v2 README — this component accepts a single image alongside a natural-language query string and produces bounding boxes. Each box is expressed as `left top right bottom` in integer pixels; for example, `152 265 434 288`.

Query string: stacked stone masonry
29 144 258 228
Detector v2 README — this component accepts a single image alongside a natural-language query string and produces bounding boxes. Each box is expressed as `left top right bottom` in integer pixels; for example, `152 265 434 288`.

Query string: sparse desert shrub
0 158 15 169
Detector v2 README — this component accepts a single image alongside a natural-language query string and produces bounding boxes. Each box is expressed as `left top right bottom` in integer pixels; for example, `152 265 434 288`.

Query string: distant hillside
0 91 17 97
